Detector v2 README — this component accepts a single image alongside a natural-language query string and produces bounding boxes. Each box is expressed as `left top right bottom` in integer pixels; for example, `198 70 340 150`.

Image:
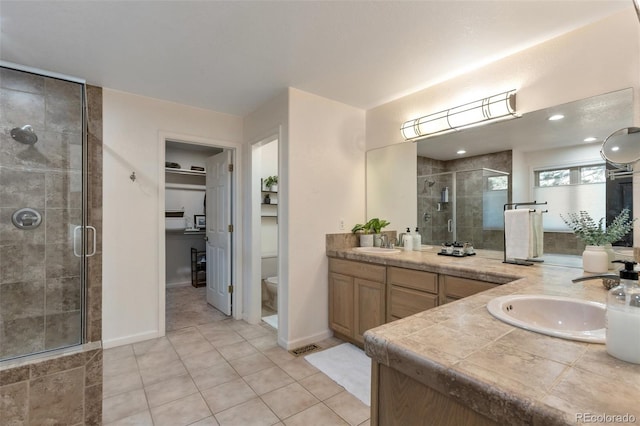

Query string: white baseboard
282 328 332 351
102 330 163 349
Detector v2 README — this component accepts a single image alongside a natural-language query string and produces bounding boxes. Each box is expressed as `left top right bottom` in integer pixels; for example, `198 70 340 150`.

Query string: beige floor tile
191 361 240 391
324 391 370 426
244 366 295 395
261 382 319 419
133 336 174 356
201 377 257 413
136 346 180 370
262 346 296 365
283 403 348 426
228 321 271 340
144 373 198 408
228 352 275 377
214 398 279 426
247 334 279 351
103 345 134 364
190 416 220 426
102 370 143 398
139 358 188 386
200 328 245 348
217 341 259 360
182 349 226 373
103 354 138 377
104 409 153 426
358 419 371 426
102 388 149 424
150 393 212 426
299 372 345 401
173 338 216 359
279 358 319 381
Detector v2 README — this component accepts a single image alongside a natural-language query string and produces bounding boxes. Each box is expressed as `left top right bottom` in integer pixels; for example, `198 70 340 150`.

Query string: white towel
531 210 544 258
505 209 531 260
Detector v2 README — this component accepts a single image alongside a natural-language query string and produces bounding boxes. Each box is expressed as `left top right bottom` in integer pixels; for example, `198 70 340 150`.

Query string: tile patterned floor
103 286 371 425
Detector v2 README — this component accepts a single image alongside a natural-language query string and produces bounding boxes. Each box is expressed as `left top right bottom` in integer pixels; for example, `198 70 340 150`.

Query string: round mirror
601 127 640 166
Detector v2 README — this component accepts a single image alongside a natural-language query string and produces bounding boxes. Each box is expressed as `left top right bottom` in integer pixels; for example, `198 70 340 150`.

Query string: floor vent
289 343 321 357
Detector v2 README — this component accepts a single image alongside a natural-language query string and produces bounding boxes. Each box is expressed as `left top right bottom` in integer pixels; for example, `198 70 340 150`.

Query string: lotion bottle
413 227 422 251
403 227 413 251
606 260 640 364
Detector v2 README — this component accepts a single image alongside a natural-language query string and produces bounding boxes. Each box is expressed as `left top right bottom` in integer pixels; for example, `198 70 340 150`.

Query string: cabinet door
443 276 498 300
329 272 354 337
354 278 386 344
389 285 438 319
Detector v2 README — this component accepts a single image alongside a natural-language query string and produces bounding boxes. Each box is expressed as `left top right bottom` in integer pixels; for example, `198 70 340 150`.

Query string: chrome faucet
379 234 388 248
571 273 620 283
572 273 620 289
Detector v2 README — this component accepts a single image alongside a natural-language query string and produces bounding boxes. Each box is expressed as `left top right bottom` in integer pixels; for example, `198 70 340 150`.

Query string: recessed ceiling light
548 114 564 121
456 149 466 155
583 137 597 142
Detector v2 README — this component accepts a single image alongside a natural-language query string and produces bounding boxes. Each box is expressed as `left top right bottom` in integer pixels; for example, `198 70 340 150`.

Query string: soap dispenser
402 227 413 251
606 260 640 364
413 227 422 251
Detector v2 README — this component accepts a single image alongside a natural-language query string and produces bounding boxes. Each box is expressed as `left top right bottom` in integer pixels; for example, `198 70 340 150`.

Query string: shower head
10 125 38 145
425 179 435 187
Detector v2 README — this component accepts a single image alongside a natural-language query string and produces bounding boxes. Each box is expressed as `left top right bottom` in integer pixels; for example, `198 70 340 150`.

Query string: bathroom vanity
326 243 640 425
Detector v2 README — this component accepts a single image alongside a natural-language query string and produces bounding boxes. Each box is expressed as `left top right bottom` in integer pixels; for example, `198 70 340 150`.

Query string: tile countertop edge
363 328 571 426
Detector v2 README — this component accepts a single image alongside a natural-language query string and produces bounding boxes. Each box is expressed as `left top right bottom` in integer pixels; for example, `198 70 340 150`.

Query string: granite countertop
328 247 640 425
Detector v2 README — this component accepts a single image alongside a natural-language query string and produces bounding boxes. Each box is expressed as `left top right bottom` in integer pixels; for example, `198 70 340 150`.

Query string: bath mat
305 343 371 406
262 314 278 329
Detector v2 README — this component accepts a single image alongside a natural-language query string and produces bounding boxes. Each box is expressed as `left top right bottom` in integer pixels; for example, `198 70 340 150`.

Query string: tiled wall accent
0 347 102 424
325 231 397 252
544 231 585 255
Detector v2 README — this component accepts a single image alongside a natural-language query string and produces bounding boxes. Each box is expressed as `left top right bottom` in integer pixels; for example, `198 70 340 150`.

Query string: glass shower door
0 66 85 361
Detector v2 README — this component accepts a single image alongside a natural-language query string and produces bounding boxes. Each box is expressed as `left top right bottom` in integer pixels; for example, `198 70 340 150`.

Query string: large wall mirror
366 88 634 266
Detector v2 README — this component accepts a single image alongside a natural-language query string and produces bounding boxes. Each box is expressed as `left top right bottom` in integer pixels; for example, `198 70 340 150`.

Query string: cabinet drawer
443 275 498 299
389 285 438 319
329 258 386 282
388 267 438 294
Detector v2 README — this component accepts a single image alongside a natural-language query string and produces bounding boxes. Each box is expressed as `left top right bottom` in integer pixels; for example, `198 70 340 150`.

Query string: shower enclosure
418 168 510 250
0 64 90 361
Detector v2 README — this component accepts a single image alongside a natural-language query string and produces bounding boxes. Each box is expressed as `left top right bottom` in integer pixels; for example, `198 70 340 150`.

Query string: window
535 164 605 187
487 175 508 191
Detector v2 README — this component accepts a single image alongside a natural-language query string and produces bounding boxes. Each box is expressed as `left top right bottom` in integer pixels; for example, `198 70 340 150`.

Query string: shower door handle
447 219 452 233
73 226 82 257
72 226 97 257
86 226 97 257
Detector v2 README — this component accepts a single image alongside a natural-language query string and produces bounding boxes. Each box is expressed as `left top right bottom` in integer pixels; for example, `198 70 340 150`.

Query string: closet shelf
165 167 206 176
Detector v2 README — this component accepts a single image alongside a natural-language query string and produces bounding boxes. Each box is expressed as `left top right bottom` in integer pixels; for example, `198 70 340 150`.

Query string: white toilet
263 276 278 310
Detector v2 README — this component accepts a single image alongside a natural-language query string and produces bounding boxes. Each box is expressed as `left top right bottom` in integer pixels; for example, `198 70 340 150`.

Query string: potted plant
263 175 278 191
352 218 391 247
561 209 635 273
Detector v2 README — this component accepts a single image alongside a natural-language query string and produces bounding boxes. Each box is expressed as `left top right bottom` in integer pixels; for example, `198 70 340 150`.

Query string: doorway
252 137 279 329
161 137 236 332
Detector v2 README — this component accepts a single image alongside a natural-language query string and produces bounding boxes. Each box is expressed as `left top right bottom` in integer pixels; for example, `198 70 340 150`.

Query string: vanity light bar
401 90 518 141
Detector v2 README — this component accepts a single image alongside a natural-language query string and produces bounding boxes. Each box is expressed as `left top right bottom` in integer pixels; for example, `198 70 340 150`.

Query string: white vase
604 243 615 269
373 234 382 247
359 234 374 247
582 245 609 273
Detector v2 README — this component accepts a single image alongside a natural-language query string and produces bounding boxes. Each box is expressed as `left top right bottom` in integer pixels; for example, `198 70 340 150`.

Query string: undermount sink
353 247 401 254
487 295 606 343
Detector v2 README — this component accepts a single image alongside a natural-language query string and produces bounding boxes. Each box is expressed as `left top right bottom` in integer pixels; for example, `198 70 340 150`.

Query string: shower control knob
11 208 42 230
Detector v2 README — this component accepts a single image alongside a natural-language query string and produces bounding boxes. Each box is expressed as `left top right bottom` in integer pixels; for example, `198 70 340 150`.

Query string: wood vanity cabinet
328 258 386 346
387 267 438 321
441 275 498 304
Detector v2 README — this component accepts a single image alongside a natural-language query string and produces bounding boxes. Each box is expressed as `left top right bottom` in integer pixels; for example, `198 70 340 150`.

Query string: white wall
103 89 242 347
287 88 366 348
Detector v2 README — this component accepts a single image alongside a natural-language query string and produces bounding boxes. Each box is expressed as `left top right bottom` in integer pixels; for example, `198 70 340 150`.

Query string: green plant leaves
560 208 635 246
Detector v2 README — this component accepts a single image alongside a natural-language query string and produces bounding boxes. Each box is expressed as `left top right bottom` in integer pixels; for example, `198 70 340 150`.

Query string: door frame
158 131 243 335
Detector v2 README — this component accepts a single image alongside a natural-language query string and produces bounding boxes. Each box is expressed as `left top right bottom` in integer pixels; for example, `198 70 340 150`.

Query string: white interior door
205 150 232 315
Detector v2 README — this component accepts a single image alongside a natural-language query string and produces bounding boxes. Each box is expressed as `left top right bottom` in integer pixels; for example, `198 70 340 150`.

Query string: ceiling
0 1 633 116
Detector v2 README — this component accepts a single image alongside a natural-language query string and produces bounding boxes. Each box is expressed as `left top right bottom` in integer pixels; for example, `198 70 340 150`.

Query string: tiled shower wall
0 67 84 359
0 67 102 424
417 151 512 249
